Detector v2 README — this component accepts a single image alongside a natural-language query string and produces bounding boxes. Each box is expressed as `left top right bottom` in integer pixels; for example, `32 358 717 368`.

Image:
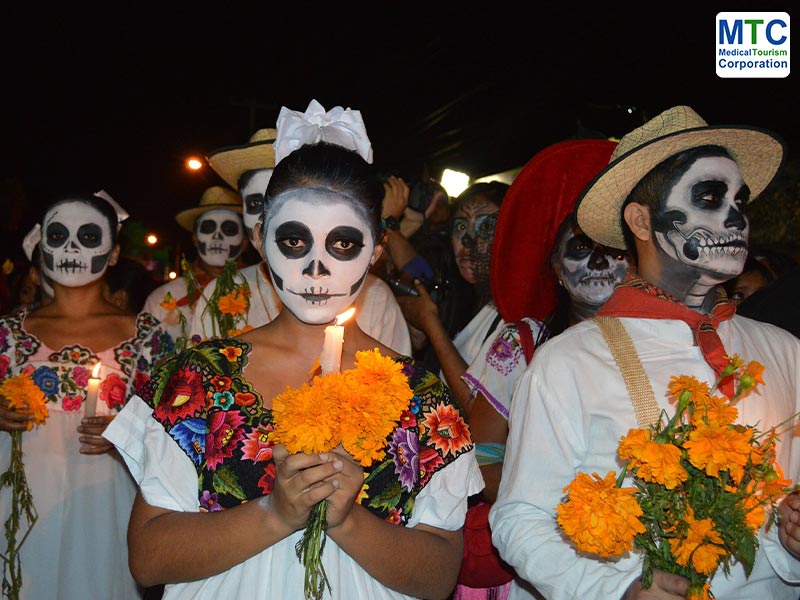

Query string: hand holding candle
320 308 355 375
85 362 101 417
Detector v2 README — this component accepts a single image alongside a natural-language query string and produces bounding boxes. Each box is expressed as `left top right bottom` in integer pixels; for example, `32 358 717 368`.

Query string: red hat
490 139 618 323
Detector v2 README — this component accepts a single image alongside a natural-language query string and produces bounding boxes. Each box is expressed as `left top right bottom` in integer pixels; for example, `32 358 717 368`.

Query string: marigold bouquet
556 356 796 599
269 348 413 600
0 373 49 599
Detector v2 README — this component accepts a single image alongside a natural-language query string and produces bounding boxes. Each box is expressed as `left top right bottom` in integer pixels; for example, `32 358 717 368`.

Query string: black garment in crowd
737 265 800 338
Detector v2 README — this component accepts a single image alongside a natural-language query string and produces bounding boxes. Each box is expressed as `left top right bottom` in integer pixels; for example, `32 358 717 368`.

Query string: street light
146 234 158 246
440 168 470 198
186 157 203 171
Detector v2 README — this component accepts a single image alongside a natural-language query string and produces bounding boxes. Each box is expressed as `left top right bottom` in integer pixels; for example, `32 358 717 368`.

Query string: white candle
85 362 102 417
319 308 355 375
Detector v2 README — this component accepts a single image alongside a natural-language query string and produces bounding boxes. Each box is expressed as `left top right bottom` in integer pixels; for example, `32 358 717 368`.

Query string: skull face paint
652 156 749 283
239 168 274 242
195 209 244 267
41 201 114 287
451 196 500 285
264 190 375 324
556 225 629 308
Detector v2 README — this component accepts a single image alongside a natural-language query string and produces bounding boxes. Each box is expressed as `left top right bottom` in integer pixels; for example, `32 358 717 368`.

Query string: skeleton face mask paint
41 201 114 287
195 209 244 267
264 190 376 324
239 169 274 242
451 196 499 285
652 156 749 283
556 226 629 308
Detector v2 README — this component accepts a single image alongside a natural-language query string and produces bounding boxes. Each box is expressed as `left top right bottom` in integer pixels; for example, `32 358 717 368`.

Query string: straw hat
491 138 618 323
175 186 242 232
207 128 277 190
575 105 784 249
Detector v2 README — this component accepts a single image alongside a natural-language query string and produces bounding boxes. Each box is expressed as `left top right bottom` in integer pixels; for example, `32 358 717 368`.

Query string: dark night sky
1 2 796 261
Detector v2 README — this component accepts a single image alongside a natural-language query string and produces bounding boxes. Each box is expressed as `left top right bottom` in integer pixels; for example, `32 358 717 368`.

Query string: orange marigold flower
218 290 248 316
270 376 339 455
159 292 178 311
0 373 49 430
740 493 767 532
270 351 414 468
219 346 243 362
693 395 738 426
668 375 710 405
556 471 644 557
619 428 688 489
685 422 753 483
669 507 725 574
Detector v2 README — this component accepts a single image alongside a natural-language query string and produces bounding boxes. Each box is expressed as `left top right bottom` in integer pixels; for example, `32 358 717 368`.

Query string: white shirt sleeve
490 359 642 599
104 395 200 511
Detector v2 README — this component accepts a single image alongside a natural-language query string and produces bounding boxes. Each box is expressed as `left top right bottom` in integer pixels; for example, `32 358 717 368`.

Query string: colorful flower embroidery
71 366 90 387
155 366 206 425
100 373 128 410
205 410 246 470
62 395 82 412
422 402 471 457
143 342 472 527
389 428 419 491
200 489 222 512
32 366 60 397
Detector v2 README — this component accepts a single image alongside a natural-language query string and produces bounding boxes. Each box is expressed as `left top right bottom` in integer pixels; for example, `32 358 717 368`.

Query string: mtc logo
719 17 788 45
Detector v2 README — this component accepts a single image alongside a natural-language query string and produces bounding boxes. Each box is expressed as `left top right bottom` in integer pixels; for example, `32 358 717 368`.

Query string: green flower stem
1 431 38 600
295 500 331 600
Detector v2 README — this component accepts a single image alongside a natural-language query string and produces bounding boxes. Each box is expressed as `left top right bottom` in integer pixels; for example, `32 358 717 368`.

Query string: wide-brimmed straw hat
491 138 618 323
175 186 242 232
207 128 277 190
575 105 784 249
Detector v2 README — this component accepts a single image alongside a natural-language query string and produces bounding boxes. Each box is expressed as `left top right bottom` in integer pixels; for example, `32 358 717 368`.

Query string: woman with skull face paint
453 140 619 598
0 193 174 599
103 140 482 600
396 182 509 414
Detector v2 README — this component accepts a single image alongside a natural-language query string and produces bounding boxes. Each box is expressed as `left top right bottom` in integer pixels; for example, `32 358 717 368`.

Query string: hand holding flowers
557 356 797 600
0 373 50 599
269 349 413 600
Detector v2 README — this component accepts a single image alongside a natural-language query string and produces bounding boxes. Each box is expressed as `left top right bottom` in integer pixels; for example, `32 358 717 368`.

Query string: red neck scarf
597 274 737 397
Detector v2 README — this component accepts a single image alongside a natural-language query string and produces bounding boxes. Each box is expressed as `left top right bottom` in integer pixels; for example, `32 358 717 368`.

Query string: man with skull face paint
0 192 173 599
104 108 482 599
192 117 411 355
491 106 800 600
142 186 246 339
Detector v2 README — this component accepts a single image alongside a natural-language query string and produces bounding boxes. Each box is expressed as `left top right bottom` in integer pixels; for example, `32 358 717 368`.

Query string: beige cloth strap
593 316 660 428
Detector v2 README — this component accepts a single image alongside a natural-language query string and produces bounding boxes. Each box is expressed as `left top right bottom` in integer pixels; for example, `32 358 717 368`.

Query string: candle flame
335 307 355 326
91 362 102 378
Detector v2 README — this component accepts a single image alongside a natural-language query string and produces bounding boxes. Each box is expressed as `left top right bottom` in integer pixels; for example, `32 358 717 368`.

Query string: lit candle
85 362 102 417
319 308 355 375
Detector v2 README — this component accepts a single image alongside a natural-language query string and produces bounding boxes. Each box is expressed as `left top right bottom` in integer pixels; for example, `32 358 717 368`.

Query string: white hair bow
94 190 130 227
274 99 373 165
22 224 41 261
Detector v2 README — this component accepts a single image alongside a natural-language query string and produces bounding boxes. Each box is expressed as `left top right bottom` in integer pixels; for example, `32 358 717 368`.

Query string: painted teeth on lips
57 260 87 272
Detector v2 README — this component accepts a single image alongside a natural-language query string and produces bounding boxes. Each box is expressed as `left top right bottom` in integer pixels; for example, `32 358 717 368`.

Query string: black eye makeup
199 220 217 234
565 235 594 260
691 180 728 209
45 222 69 247
326 226 365 261
77 223 103 248
245 194 263 214
221 220 240 236
274 221 313 259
